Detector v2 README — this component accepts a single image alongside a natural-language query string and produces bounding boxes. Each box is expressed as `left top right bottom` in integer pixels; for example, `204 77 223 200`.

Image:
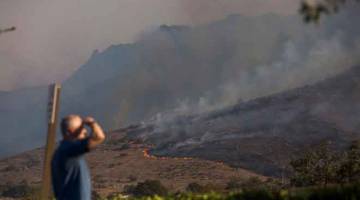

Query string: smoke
1 1 360 159
178 0 299 24
0 0 299 91
221 4 360 101
138 4 360 135
79 3 359 129
217 31 360 105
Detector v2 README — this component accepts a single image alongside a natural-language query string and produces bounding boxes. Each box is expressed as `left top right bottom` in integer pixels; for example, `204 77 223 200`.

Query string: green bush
0 183 41 200
104 182 360 200
240 177 265 190
290 140 360 187
225 178 242 191
306 185 360 200
125 180 168 197
186 182 219 193
186 182 205 193
92 190 102 200
227 189 275 200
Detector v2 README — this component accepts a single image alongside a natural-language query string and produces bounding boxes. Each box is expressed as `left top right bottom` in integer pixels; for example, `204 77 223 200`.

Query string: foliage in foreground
104 183 360 200
290 141 360 187
0 182 41 200
123 180 168 197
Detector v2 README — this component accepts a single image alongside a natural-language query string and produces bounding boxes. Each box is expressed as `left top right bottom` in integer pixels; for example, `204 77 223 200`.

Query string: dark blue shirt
51 138 91 200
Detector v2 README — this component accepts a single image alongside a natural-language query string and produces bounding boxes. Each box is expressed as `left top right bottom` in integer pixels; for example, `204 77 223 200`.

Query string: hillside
121 65 360 176
1 59 360 197
0 131 262 197
0 13 306 158
0 9 359 159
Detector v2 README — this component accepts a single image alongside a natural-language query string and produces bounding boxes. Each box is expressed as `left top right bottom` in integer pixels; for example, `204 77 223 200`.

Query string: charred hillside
123 65 360 176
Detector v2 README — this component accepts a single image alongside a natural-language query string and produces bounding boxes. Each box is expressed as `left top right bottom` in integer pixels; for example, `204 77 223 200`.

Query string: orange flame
142 148 193 161
143 148 157 159
142 149 229 168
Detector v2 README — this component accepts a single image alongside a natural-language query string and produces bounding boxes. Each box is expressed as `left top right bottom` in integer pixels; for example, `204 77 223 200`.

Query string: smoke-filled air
1 1 360 199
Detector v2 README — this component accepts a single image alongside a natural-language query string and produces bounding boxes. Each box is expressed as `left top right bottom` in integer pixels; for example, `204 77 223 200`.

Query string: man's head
61 115 88 140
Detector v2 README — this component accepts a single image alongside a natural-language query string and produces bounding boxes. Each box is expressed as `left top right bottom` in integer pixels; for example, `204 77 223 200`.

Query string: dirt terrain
0 130 262 197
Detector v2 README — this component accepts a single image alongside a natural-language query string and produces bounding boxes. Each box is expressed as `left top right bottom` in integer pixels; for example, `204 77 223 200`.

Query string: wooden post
40 84 61 200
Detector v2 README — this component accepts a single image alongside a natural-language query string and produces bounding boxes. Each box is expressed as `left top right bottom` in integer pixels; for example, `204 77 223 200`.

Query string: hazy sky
0 0 298 91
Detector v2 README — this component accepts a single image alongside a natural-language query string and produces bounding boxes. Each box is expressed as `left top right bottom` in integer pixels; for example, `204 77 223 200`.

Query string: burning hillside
121 65 360 177
142 148 193 161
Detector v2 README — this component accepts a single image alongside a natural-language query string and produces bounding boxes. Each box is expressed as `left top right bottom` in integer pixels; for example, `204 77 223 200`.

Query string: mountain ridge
0 11 358 159
120 64 360 176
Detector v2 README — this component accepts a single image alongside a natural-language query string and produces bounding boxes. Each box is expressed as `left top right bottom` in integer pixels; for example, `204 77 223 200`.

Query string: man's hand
83 117 96 125
83 116 106 149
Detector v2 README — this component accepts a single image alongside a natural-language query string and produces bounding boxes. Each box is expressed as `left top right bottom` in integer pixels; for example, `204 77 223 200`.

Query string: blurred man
51 115 106 200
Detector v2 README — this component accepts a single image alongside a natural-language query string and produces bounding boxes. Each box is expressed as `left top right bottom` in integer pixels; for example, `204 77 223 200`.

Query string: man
51 115 106 200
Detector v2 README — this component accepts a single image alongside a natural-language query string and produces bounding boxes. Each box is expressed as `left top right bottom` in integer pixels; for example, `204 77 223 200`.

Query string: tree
290 142 339 187
337 141 360 183
300 0 359 23
0 27 16 35
290 140 360 186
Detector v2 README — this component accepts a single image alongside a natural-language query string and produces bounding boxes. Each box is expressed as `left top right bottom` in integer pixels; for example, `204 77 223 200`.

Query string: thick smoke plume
140 4 360 132
0 0 298 91
1 2 360 158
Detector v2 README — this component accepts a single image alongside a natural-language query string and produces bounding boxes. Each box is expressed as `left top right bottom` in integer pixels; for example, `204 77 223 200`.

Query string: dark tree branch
300 0 358 23
0 26 16 35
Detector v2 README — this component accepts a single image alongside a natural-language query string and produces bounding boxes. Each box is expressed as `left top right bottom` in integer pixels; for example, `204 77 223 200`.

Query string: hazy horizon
0 0 299 91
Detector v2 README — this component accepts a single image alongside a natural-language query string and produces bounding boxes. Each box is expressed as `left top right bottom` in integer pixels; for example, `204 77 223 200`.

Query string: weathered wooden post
40 83 61 200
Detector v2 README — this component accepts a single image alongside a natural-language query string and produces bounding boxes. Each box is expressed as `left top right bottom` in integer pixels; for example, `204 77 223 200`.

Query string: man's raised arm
83 117 106 149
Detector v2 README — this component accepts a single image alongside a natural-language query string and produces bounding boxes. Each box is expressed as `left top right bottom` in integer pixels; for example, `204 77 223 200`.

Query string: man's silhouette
51 115 106 200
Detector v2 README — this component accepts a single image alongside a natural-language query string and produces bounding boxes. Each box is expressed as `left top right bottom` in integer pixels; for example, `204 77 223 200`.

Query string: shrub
227 189 275 200
107 192 125 199
240 177 264 190
0 183 42 199
105 183 360 200
337 141 360 184
119 144 130 150
123 184 136 194
1 184 33 198
186 182 207 193
125 180 168 197
225 178 242 191
128 175 137 182
186 182 220 193
92 190 102 200
290 140 360 187
290 142 340 187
